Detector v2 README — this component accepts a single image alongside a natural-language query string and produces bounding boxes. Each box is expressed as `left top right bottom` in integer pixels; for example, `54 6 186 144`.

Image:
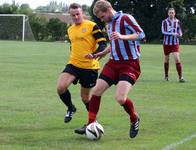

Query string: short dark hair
69 3 82 10
168 8 175 12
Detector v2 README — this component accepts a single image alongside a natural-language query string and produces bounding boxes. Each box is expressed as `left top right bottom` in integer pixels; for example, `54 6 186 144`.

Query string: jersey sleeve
92 25 106 43
92 25 107 54
161 20 173 36
123 15 145 40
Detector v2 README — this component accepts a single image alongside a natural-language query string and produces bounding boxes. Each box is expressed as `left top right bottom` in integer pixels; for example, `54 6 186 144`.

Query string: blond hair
93 0 112 16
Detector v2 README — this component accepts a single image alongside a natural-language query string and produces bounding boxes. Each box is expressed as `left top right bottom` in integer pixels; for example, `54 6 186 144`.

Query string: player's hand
110 32 122 40
94 51 107 60
85 53 95 59
172 33 178 37
177 33 182 38
173 33 182 38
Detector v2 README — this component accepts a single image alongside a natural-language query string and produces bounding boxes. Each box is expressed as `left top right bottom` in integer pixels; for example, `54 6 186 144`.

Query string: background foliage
91 0 196 43
0 0 195 42
0 3 68 41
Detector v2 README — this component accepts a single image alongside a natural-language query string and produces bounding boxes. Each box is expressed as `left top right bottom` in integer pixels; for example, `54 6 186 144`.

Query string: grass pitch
0 41 196 150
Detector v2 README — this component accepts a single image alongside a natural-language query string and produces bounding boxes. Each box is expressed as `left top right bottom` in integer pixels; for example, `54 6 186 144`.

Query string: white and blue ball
85 122 104 140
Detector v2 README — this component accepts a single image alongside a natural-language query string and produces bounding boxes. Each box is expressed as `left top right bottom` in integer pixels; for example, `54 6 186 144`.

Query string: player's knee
164 57 169 62
175 59 180 63
91 87 103 96
115 95 126 105
57 84 67 95
82 98 90 103
81 93 89 101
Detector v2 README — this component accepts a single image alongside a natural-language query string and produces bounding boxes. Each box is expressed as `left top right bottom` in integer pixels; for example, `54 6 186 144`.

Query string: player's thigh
57 72 76 93
163 45 171 56
92 79 110 96
164 55 170 62
115 81 132 104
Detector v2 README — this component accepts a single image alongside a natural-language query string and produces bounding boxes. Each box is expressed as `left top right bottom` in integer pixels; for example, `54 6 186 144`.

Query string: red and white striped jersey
161 17 182 45
107 11 145 61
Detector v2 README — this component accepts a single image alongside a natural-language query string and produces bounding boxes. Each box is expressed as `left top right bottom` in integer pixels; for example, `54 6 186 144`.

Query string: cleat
164 76 169 81
64 105 76 123
129 117 140 138
74 124 86 135
179 78 185 83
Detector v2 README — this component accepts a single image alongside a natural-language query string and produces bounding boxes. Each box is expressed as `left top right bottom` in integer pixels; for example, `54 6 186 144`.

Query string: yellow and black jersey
67 20 106 69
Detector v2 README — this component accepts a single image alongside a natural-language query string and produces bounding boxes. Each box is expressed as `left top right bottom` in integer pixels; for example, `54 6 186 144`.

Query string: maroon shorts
99 59 141 85
163 44 180 55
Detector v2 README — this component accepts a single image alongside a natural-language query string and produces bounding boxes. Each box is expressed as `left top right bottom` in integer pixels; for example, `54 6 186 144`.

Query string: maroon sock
122 98 137 123
164 62 169 77
88 95 101 124
176 63 182 79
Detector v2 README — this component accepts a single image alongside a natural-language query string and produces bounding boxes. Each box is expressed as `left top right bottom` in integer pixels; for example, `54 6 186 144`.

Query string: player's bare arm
85 41 107 59
110 32 139 40
94 45 110 60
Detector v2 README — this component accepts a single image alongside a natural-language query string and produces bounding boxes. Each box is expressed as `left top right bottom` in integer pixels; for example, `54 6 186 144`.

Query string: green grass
0 41 196 150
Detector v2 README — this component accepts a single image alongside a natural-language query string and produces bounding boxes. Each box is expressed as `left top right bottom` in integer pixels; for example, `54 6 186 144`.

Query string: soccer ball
85 122 104 140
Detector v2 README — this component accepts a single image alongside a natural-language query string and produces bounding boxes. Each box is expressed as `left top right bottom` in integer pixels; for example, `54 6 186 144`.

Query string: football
85 122 104 140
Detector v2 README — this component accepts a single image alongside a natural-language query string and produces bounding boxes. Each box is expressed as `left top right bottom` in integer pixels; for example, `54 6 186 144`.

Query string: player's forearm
162 30 174 36
120 33 138 40
98 45 110 55
162 31 182 37
92 45 110 59
121 32 145 41
104 45 111 54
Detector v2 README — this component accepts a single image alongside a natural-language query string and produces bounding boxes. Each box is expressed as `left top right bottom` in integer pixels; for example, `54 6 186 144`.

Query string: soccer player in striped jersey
57 3 106 124
161 8 185 82
75 0 145 138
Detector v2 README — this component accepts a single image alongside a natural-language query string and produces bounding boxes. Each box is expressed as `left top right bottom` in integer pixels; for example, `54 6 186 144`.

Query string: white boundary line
161 132 196 150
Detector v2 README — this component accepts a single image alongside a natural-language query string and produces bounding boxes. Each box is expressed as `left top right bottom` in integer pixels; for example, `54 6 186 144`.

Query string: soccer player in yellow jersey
57 3 106 126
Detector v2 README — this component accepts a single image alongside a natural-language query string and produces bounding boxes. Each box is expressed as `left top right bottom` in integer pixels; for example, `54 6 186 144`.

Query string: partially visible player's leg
80 87 91 111
116 81 137 122
87 62 115 125
116 80 139 138
173 52 185 82
75 68 100 135
164 54 170 81
116 60 141 138
74 88 91 135
79 68 98 111
74 79 110 135
88 78 110 124
57 66 77 123
163 45 171 81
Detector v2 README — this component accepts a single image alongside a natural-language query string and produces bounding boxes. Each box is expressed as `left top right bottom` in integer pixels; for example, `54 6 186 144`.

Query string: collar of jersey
112 11 123 22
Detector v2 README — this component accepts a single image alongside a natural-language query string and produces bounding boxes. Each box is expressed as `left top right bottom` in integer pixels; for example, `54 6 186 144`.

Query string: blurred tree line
0 2 68 41
91 0 196 43
0 0 195 43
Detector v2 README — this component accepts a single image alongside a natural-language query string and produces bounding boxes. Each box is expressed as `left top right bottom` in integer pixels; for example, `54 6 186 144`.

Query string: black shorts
62 64 98 88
